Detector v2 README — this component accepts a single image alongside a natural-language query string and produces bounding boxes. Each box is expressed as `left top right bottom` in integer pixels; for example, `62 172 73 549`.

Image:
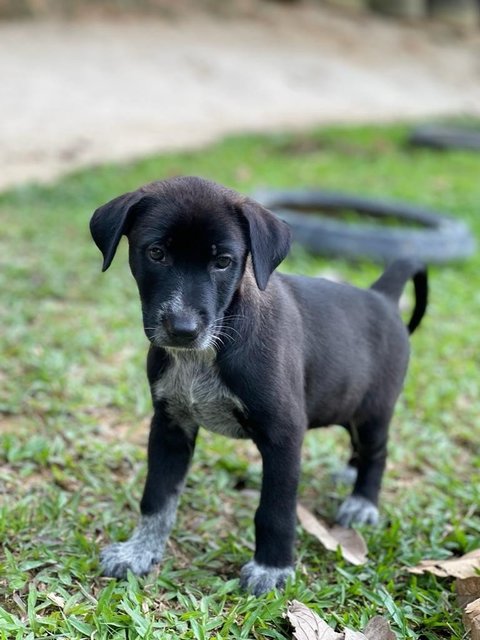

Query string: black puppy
90 176 427 595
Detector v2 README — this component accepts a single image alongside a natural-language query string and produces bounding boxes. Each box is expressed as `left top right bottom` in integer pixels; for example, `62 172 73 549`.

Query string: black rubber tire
253 189 476 264
408 125 480 151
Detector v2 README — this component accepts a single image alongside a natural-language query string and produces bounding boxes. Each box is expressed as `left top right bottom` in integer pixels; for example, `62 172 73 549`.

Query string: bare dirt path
1 3 479 190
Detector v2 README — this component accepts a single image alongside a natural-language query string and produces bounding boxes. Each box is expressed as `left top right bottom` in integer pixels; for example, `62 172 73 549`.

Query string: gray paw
331 464 358 486
336 495 379 527
240 560 294 596
100 541 161 578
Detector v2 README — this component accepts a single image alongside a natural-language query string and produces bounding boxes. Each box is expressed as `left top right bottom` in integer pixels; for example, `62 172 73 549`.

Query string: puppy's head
90 176 291 350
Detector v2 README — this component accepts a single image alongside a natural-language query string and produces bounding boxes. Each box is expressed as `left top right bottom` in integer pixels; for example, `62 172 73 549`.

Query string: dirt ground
1 2 479 191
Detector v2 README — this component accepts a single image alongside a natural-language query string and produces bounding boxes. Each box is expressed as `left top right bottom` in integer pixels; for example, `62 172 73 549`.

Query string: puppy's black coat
90 176 427 595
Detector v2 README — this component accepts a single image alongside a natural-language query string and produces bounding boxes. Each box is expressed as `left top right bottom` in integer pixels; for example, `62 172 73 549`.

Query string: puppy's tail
371 258 428 334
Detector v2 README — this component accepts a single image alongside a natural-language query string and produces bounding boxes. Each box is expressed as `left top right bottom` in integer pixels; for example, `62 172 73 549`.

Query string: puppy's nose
163 314 200 341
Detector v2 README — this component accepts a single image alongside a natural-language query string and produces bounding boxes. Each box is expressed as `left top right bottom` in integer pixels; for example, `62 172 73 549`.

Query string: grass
0 122 479 639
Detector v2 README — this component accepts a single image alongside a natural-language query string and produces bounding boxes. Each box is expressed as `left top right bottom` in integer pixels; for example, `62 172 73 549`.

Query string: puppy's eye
213 255 232 270
148 245 166 262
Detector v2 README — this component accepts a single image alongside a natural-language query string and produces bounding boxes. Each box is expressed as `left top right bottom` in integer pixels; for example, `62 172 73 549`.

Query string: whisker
214 332 234 345
210 319 241 328
211 323 242 340
208 335 224 351
221 326 242 339
214 314 247 322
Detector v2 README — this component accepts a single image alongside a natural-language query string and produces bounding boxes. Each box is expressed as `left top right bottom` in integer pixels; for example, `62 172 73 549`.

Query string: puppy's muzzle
163 312 201 347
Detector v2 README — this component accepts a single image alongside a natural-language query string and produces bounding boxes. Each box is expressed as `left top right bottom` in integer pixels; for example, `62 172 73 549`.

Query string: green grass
1 123 479 639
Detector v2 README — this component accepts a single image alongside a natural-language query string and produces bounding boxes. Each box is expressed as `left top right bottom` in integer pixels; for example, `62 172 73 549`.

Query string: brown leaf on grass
408 549 480 639
343 629 368 639
285 600 343 640
408 549 480 579
457 578 480 638
46 592 65 608
464 598 480 640
362 616 396 640
297 503 368 566
285 601 395 640
12 593 26 614
456 576 480 608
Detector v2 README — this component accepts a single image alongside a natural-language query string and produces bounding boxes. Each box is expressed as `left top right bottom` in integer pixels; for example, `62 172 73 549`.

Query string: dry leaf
285 600 342 640
408 549 480 579
343 629 368 639
464 598 480 640
297 503 368 566
46 592 65 608
363 616 396 640
456 576 480 608
12 593 26 614
285 601 395 640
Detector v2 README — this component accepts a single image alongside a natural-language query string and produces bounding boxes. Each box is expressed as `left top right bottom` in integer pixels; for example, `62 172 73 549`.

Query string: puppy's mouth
144 326 214 351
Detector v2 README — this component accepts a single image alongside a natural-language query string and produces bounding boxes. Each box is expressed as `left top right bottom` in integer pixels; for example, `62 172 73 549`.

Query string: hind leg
331 423 359 485
336 413 390 527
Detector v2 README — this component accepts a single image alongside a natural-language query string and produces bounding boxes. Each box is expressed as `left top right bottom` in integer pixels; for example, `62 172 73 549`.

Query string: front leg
101 404 197 578
240 430 303 595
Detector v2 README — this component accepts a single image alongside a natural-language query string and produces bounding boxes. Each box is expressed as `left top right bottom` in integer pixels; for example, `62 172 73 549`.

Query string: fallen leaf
46 592 65 608
285 600 342 640
408 549 480 579
343 629 368 639
409 549 480 639
363 616 396 640
464 597 480 640
11 593 26 614
456 576 480 608
297 503 368 566
285 601 395 640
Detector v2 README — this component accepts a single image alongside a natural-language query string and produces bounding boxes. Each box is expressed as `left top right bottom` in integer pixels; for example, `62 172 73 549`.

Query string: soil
1 2 479 191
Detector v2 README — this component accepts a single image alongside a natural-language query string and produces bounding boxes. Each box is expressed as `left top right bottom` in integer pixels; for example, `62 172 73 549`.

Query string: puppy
90 176 427 595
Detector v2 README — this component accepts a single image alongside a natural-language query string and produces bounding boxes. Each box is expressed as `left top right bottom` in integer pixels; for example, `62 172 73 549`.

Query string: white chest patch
153 350 247 438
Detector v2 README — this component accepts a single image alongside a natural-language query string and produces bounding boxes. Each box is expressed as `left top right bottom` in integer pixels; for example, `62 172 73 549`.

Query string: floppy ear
90 190 146 271
240 199 292 291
